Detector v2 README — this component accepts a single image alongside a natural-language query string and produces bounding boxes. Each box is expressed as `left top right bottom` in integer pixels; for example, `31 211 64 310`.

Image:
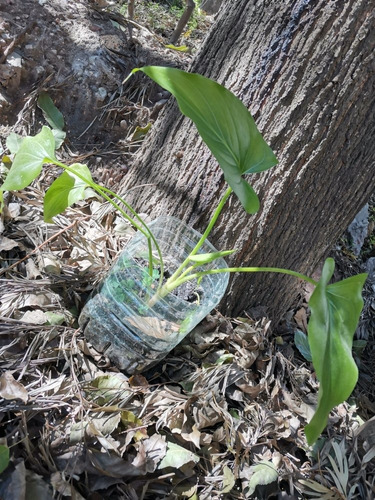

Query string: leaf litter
1 6 375 499
1 184 374 499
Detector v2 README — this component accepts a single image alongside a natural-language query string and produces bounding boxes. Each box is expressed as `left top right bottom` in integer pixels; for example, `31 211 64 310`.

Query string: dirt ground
0 1 374 498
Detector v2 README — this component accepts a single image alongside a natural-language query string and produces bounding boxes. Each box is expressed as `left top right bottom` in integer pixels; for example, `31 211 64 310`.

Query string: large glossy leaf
305 258 367 445
133 66 278 213
1 126 56 191
44 163 93 222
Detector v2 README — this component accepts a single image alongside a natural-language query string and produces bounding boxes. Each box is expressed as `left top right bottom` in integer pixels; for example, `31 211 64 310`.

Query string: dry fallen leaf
158 442 199 469
0 236 20 251
19 310 48 325
0 371 28 403
50 471 85 499
25 259 42 279
132 434 167 473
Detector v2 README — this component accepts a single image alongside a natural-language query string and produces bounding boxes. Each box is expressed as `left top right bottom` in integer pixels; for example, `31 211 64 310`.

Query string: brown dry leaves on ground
0 186 374 499
1 1 375 498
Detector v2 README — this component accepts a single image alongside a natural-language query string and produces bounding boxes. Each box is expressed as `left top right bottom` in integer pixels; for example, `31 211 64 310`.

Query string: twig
0 217 89 277
170 0 195 44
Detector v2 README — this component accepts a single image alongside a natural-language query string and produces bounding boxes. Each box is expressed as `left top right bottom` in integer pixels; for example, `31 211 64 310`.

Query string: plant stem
149 266 317 306
97 185 164 283
172 267 318 290
51 158 164 285
166 186 233 284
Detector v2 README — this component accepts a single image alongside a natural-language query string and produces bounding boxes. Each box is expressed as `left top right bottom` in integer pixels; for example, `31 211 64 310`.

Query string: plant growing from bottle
0 67 367 445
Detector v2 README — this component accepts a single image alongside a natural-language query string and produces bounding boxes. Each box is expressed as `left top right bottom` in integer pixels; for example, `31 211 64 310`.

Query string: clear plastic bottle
79 216 229 373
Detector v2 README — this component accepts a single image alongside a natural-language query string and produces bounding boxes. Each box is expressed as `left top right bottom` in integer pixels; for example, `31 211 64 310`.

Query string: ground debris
0 2 374 497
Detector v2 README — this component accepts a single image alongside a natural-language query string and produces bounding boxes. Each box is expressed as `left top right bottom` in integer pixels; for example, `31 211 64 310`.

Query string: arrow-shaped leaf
37 92 65 131
133 66 278 213
37 93 66 149
305 258 367 444
1 126 56 192
44 163 93 222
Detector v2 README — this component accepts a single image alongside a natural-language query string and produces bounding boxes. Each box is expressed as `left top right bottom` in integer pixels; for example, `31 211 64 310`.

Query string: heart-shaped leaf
1 126 56 191
305 258 367 444
44 163 93 222
133 66 278 213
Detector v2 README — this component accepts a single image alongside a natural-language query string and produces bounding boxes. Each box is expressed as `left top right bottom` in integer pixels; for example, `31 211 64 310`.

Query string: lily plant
0 66 367 446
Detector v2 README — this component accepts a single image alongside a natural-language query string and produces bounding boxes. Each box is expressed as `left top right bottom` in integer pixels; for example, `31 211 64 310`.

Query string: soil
0 0 205 170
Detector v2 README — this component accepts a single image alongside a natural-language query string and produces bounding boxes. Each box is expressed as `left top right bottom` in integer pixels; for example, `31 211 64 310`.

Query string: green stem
166 186 233 284
51 158 164 285
149 266 317 306
97 185 164 283
174 267 318 290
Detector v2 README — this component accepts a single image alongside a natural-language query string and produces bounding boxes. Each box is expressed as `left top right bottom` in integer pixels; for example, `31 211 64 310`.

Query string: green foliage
129 0 203 38
133 66 278 213
188 250 235 264
141 267 160 288
294 329 313 362
1 126 55 192
6 132 24 154
158 441 199 469
0 67 367 447
37 92 66 148
305 258 367 445
0 444 10 474
244 460 278 496
44 163 93 222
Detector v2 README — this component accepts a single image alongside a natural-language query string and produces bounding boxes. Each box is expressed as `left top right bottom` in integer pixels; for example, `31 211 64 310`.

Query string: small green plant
0 67 367 446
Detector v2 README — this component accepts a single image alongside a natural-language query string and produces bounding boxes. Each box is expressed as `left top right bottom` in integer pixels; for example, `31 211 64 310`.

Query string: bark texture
119 0 375 319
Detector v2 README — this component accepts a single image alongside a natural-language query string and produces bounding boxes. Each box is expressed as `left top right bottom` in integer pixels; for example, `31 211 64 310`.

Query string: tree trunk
118 0 375 319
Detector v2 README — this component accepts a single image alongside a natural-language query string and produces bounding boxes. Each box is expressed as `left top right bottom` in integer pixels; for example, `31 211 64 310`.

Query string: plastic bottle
79 216 229 373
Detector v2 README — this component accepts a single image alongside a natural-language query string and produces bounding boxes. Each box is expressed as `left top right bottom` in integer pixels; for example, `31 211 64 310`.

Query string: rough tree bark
118 0 375 319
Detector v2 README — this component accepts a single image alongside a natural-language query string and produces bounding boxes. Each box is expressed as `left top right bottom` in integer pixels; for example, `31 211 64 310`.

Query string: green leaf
294 329 313 362
246 460 278 496
0 444 10 474
164 44 189 52
188 249 235 264
51 129 66 150
1 126 56 191
43 163 93 222
305 258 367 445
37 92 65 130
37 93 66 148
89 374 130 406
133 66 277 213
45 311 65 325
6 132 24 154
222 465 235 493
131 123 152 142
158 442 199 469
